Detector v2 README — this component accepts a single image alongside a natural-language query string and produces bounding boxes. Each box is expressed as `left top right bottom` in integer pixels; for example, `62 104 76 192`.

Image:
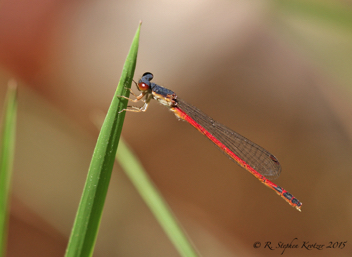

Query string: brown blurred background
0 0 352 256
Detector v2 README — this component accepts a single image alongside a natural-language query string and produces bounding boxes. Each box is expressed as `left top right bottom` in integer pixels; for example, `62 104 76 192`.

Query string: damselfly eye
142 72 153 81
138 82 150 91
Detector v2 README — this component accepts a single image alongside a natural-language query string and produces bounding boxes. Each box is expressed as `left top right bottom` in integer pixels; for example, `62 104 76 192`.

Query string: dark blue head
137 72 154 91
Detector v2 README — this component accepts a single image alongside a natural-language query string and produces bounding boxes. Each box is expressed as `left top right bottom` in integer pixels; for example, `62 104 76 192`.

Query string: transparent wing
176 98 281 179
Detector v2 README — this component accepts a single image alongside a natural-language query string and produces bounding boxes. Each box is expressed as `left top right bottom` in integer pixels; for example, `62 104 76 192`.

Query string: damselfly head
137 72 154 91
137 72 153 92
142 72 153 81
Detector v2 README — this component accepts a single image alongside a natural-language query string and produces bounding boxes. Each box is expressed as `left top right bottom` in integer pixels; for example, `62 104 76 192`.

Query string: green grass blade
0 80 18 257
65 23 141 257
117 138 199 257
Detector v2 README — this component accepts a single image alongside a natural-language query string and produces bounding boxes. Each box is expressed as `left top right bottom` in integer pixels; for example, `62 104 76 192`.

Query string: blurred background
0 0 352 256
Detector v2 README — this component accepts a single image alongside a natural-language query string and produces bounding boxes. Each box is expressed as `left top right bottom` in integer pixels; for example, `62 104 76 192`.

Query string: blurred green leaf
117 138 199 257
273 0 352 89
274 0 352 28
0 80 17 257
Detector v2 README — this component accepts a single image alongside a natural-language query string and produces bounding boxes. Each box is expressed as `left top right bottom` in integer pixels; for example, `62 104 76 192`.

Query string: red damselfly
120 72 302 211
